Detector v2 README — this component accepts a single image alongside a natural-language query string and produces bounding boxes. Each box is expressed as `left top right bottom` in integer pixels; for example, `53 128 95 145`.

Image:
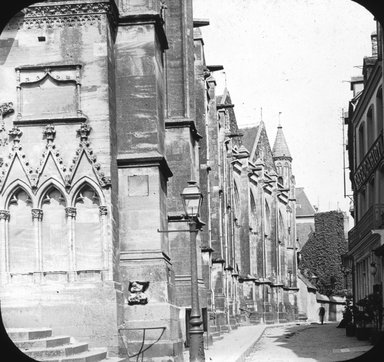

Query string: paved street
245 322 373 362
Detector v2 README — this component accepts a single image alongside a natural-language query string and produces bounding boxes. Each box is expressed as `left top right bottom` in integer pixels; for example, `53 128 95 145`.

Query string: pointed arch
264 200 271 236
250 189 256 216
278 210 286 244
2 180 34 209
40 185 68 272
73 181 103 271
36 178 68 208
8 186 35 274
69 176 105 207
233 180 240 216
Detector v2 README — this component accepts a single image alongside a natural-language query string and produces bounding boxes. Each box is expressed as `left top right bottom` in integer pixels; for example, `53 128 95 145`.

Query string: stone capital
99 205 108 216
65 207 77 218
31 208 43 220
0 210 10 221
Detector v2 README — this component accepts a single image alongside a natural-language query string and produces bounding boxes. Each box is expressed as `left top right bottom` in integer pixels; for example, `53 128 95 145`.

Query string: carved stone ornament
65 207 77 218
0 143 36 192
31 208 43 221
7 1 118 31
8 126 22 143
0 210 10 221
99 205 108 216
69 137 111 189
0 102 14 117
43 124 56 144
127 281 149 306
77 122 91 142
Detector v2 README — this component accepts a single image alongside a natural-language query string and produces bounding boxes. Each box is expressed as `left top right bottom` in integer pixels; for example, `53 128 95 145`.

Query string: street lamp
311 274 319 286
181 181 205 362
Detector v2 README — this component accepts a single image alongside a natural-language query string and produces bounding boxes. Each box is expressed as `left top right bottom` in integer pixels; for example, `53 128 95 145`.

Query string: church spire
272 115 292 161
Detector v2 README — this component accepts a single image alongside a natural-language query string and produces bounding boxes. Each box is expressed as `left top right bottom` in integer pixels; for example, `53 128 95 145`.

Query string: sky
193 0 377 226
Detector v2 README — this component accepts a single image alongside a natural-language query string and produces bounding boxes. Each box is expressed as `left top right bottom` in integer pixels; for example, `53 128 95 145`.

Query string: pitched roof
297 271 317 292
272 125 292 160
296 187 316 217
240 126 259 154
239 121 276 172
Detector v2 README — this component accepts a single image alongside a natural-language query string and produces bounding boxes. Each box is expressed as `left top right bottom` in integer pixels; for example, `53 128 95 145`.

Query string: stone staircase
6 328 126 362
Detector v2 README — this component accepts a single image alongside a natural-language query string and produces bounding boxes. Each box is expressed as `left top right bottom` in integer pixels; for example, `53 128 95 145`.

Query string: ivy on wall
299 211 348 297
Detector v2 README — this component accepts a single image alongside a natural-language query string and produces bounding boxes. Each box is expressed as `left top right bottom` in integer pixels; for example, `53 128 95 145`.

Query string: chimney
371 32 378 57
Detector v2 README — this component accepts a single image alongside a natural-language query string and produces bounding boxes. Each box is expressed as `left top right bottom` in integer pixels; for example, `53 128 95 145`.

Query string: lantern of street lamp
181 181 203 219
311 274 319 285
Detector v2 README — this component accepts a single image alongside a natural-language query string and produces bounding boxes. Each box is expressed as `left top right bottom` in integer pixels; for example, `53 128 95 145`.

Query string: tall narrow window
376 87 383 134
358 123 365 165
75 185 102 271
8 188 35 274
367 106 375 147
368 178 375 207
41 187 68 272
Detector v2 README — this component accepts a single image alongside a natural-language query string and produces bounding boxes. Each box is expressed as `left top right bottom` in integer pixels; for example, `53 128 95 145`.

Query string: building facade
0 1 303 360
345 22 384 312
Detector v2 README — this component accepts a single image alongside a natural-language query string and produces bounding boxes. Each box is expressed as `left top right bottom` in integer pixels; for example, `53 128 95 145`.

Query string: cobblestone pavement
245 322 373 361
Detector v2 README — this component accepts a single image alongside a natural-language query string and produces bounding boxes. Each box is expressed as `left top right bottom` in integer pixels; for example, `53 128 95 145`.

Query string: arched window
233 182 240 215
376 87 383 134
41 187 68 272
278 211 285 244
8 188 35 274
74 184 103 271
264 201 271 236
367 106 375 146
250 191 256 216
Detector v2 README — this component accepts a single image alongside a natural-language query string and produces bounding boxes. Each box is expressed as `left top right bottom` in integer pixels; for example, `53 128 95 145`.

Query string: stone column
65 207 77 282
32 208 43 283
0 210 10 285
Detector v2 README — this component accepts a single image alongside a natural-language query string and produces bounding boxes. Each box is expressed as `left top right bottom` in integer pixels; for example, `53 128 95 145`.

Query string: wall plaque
15 64 86 125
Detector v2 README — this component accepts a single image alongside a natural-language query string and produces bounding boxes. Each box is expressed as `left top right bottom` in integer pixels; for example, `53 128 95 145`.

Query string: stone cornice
119 13 168 50
117 154 173 181
8 0 118 31
165 119 203 141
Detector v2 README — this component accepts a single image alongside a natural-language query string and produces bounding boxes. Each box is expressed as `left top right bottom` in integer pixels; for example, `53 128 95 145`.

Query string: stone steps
6 328 127 362
15 336 72 350
24 342 90 360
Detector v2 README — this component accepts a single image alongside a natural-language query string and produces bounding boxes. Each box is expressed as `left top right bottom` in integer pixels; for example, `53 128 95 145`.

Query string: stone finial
8 126 22 143
43 124 56 144
0 102 14 117
77 122 91 142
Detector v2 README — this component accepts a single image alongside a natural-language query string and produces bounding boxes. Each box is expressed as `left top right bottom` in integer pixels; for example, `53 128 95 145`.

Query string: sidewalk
183 322 306 362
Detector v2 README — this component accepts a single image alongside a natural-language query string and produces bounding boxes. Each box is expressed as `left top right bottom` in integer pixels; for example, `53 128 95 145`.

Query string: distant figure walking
319 305 325 325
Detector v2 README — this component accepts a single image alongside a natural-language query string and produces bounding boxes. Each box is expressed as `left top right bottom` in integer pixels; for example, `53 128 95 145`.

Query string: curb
236 321 311 362
234 326 266 362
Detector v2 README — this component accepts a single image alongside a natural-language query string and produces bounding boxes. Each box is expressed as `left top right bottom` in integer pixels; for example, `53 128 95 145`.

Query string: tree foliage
299 211 348 296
